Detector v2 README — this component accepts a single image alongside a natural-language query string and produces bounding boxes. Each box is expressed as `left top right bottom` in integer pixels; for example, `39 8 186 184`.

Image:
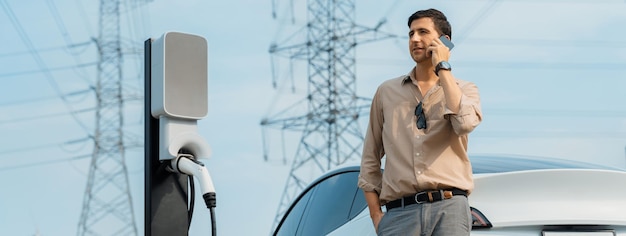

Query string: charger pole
144 38 189 236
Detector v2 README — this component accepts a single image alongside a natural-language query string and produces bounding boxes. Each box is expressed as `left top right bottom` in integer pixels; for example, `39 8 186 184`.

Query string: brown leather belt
386 188 467 210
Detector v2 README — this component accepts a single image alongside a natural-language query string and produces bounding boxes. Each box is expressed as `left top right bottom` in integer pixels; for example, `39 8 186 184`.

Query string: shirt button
415 153 420 157
417 171 423 175
416 135 420 139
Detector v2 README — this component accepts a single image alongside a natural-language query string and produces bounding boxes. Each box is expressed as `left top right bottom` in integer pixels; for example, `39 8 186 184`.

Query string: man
358 8 482 236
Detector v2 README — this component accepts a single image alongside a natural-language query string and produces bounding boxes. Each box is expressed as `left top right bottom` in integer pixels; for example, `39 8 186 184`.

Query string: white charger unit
151 32 210 161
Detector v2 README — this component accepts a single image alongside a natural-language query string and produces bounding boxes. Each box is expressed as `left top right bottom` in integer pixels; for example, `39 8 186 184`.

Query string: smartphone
439 35 454 50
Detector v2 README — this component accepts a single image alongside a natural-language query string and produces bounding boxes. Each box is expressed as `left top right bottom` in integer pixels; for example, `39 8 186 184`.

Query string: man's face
408 17 439 63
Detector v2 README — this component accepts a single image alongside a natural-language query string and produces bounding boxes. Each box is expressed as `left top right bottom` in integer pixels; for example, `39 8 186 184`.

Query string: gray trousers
377 196 471 236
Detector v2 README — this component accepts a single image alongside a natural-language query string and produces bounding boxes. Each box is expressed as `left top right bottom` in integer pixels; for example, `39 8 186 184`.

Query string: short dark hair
407 8 452 39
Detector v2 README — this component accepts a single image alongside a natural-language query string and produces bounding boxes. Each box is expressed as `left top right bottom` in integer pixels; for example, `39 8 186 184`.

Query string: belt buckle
414 192 427 204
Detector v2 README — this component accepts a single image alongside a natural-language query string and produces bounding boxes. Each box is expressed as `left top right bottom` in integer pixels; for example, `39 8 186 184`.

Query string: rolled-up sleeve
444 81 482 136
358 87 385 194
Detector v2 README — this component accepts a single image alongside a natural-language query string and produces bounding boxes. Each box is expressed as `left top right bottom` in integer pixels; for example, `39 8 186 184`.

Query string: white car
272 155 626 236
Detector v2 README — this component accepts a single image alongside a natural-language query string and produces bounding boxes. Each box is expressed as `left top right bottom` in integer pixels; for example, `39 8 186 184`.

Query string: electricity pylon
262 0 396 231
77 0 137 235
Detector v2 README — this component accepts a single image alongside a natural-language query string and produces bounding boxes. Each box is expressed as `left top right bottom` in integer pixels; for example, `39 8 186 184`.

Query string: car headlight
471 207 492 229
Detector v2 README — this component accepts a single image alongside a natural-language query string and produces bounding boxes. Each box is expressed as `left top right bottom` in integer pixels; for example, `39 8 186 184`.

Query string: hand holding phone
439 35 454 50
430 35 454 70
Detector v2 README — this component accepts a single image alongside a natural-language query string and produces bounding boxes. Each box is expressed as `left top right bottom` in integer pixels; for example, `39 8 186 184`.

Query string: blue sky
1 0 626 235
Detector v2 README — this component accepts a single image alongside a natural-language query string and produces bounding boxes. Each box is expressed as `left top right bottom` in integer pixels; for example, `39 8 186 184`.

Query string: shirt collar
401 75 412 85
401 67 451 87
401 67 416 85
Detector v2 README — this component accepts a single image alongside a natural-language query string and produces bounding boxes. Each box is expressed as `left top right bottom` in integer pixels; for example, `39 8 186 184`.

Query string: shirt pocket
426 100 447 121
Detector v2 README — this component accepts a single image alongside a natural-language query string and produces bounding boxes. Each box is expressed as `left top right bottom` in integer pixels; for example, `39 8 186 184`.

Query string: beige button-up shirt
358 70 482 205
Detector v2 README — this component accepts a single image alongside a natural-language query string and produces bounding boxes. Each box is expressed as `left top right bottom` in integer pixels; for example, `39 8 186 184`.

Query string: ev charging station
144 32 215 236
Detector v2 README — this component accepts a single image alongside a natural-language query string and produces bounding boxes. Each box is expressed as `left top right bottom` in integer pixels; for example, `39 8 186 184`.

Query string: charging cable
169 153 217 236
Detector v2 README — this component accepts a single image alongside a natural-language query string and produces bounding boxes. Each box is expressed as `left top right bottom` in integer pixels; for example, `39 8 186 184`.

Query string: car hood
469 169 626 227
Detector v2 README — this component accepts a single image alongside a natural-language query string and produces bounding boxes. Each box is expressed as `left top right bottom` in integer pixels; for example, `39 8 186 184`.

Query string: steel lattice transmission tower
77 0 138 235
262 0 395 230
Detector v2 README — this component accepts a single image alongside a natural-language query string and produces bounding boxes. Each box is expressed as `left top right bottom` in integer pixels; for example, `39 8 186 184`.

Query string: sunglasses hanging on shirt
415 101 427 130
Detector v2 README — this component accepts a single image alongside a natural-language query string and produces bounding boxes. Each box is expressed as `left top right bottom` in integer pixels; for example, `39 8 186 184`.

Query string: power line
73 0 95 37
0 154 90 172
0 88 92 107
0 143 61 156
448 0 623 3
357 58 626 70
46 0 95 86
0 107 94 125
0 62 97 78
0 137 92 158
474 130 626 139
121 0 151 83
453 0 501 44
455 61 626 70
0 0 93 136
487 109 626 117
462 38 626 48
46 0 72 50
0 41 92 58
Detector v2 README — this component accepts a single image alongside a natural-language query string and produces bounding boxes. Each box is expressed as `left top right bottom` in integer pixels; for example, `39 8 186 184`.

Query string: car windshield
470 155 624 174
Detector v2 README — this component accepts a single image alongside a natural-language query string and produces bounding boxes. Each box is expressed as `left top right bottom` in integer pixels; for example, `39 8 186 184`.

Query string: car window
297 171 362 236
349 185 367 219
275 188 314 236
